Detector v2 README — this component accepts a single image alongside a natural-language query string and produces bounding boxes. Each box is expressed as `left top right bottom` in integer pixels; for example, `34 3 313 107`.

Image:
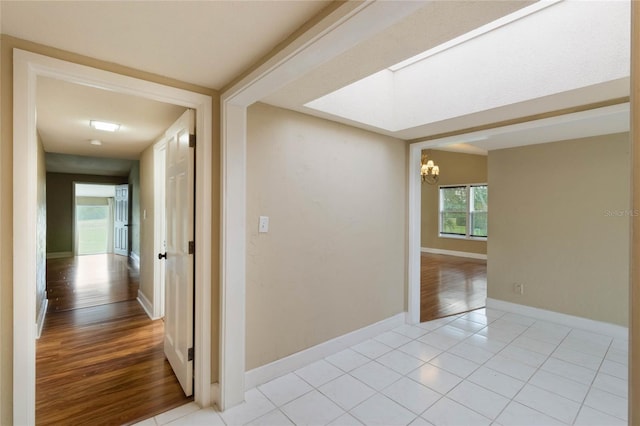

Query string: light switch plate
259 216 269 233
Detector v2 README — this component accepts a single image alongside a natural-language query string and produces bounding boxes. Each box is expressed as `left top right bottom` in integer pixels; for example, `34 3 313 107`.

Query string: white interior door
154 142 167 319
114 184 129 256
163 109 195 396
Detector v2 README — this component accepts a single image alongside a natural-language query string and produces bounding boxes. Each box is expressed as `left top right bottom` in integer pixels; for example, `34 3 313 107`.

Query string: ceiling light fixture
90 139 102 146
90 120 120 132
421 152 440 184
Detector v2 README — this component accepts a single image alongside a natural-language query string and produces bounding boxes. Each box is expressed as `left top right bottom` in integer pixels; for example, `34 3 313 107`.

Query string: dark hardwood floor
46 254 139 312
38 254 190 426
420 252 487 322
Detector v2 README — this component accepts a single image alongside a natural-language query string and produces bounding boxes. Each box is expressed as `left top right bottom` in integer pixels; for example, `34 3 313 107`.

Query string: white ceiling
1 0 632 168
301 0 630 140
1 0 331 90
37 76 186 160
2 0 332 172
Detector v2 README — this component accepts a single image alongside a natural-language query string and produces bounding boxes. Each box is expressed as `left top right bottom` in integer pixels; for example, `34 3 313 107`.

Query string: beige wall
0 35 220 424
245 103 407 369
139 145 155 305
420 149 487 254
46 173 126 254
0 35 6 426
629 1 639 419
129 161 141 257
488 133 630 326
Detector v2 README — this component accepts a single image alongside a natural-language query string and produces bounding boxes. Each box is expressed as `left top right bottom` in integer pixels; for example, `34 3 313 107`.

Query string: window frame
438 183 488 241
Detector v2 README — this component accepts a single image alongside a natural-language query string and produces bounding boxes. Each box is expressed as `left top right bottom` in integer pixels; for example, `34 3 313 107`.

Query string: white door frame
13 49 213 424
218 1 429 409
72 182 118 256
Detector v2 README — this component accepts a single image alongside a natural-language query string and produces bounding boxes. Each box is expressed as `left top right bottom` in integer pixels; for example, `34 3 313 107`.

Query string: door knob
158 252 167 260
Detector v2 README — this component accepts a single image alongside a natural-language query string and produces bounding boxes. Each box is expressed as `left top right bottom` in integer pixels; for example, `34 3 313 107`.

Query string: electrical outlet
513 283 524 295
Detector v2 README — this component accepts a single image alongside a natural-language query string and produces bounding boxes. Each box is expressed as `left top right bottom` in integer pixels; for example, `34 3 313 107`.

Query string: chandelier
420 152 440 184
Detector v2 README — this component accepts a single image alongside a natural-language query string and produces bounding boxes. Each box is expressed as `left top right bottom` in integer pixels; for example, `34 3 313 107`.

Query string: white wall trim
137 290 159 321
245 313 405 390
210 383 220 409
13 48 38 426
35 298 48 339
46 251 73 259
486 298 629 340
13 49 213 424
130 252 140 269
408 146 422 325
421 247 488 260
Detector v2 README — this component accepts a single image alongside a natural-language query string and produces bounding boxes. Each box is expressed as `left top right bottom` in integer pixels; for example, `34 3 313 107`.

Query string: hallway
37 255 190 425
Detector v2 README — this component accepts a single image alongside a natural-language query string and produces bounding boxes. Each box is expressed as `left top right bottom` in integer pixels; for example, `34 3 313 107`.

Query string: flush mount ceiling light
420 152 440 184
90 120 120 132
90 139 102 146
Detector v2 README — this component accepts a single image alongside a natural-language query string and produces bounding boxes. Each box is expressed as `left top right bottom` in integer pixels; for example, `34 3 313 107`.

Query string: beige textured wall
630 0 639 418
0 35 220 423
139 145 155 304
0 35 6 426
129 161 141 258
245 103 406 370
420 149 487 254
487 133 630 325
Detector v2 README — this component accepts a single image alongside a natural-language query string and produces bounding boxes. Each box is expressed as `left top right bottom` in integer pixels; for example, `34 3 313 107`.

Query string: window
439 184 488 239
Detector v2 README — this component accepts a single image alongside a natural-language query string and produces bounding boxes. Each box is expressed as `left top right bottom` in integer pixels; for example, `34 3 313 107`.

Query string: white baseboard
137 290 160 320
421 247 487 260
36 298 48 339
130 252 140 269
46 251 73 259
210 383 220 409
245 312 405 390
486 298 628 340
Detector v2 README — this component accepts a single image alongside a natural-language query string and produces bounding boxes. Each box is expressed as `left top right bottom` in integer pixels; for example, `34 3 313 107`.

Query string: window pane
441 212 467 235
77 205 109 255
471 212 487 237
472 185 488 212
441 186 467 211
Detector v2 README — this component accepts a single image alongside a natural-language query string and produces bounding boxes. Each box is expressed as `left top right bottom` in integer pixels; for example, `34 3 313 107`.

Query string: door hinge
188 240 195 255
189 134 196 148
188 347 194 362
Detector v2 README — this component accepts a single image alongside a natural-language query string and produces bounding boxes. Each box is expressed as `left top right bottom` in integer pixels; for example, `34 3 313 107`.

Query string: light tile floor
134 308 628 426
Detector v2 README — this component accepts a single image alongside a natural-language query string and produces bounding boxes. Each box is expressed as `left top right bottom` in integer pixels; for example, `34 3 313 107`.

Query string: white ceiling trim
415 103 630 153
224 1 428 106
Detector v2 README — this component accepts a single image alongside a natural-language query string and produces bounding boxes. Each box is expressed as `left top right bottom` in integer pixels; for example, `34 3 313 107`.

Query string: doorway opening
418 157 488 322
12 50 213 424
41 114 193 422
73 183 117 256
